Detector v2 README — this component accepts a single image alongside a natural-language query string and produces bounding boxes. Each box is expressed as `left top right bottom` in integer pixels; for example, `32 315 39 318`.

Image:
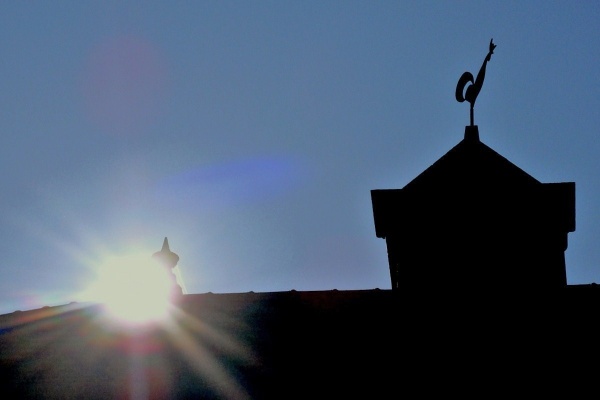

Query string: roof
371 125 575 239
0 290 399 399
403 125 540 193
1 287 600 397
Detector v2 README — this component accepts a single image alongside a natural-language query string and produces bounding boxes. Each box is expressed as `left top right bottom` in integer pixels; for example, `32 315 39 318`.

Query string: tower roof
371 126 575 240
402 125 539 193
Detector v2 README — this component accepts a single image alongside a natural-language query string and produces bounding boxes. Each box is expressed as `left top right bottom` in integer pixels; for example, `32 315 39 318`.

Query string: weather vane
455 38 497 126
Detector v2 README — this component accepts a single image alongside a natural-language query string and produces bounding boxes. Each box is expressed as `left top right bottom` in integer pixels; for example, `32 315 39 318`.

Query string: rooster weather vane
456 39 497 126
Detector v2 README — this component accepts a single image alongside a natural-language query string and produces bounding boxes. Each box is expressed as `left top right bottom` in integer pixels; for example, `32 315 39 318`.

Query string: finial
152 237 183 299
456 38 496 126
153 236 179 268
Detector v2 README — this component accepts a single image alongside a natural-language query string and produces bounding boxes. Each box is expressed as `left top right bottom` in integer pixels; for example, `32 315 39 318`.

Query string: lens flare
80 252 174 326
80 34 169 136
153 155 309 211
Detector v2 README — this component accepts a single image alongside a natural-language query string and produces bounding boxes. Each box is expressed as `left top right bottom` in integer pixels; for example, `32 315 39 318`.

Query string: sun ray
163 307 252 400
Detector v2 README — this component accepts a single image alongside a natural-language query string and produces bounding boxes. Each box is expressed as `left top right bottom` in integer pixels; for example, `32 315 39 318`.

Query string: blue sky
0 1 598 314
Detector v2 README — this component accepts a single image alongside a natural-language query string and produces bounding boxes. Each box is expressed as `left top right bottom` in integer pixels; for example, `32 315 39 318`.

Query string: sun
80 252 175 326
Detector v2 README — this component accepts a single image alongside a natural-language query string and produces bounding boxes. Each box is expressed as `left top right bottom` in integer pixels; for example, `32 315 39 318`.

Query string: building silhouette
371 125 575 292
1 122 597 398
1 41 598 395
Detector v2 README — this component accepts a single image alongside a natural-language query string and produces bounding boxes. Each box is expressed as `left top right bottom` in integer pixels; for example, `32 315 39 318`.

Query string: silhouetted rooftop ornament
153 237 179 265
456 38 497 126
152 237 183 299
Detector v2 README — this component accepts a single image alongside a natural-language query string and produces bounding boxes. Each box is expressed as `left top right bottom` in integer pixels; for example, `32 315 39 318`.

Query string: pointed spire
153 236 179 268
161 237 170 252
151 236 184 299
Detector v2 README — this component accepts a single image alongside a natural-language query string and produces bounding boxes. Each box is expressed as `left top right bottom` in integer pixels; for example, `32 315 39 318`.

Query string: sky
0 1 599 315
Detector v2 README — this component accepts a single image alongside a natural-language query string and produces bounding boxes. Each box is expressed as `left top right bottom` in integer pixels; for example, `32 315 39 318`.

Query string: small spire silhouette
153 236 183 299
456 38 497 126
153 236 180 267
154 236 179 267
161 237 170 252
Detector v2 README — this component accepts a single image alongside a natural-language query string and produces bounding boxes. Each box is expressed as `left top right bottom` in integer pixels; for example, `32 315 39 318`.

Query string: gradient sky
1 1 598 314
